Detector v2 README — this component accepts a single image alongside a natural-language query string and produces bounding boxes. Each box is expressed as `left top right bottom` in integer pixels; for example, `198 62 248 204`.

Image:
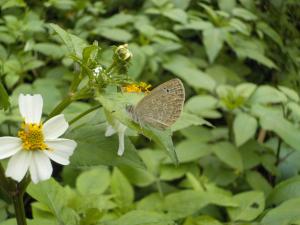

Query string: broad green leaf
163 55 216 91
128 44 146 79
111 167 134 207
27 179 79 225
97 92 178 164
94 27 132 42
169 140 211 163
160 163 197 181
164 190 208 219
185 95 218 115
109 210 174 225
261 198 300 225
101 13 133 27
0 82 9 110
250 85 287 104
119 164 156 187
67 123 144 168
49 23 87 57
212 141 243 171
33 43 65 58
163 8 188 24
184 215 223 225
233 113 257 146
232 7 257 20
227 191 265 221
246 171 272 197
76 167 110 195
218 0 236 12
137 193 164 211
257 22 283 47
203 27 224 63
171 112 211 132
267 176 300 206
278 86 299 102
252 105 300 151
235 83 257 99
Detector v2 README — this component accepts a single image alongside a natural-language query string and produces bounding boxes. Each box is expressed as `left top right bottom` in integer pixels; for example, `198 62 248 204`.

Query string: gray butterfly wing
133 78 185 130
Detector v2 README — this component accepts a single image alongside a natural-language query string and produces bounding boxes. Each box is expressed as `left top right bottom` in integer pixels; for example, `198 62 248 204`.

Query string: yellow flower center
18 122 48 151
122 82 152 93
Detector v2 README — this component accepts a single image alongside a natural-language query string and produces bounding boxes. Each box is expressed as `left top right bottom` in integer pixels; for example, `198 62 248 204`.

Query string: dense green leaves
0 1 300 225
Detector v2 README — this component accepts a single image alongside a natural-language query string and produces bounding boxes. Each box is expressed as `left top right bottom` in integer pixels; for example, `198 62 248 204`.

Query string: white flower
0 94 77 183
105 120 127 156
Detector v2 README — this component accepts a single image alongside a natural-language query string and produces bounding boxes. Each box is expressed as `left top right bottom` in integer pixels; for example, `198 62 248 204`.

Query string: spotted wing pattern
132 78 185 130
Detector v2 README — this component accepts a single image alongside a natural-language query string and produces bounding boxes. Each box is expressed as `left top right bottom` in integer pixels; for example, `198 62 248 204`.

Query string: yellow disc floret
18 122 48 151
122 82 152 94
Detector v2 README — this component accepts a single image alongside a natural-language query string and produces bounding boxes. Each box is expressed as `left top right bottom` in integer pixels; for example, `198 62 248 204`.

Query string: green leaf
250 85 287 104
212 141 243 171
119 164 156 187
218 0 236 12
27 179 79 225
246 171 273 197
171 112 211 132
185 95 218 115
278 86 299 102
76 167 110 195
170 140 211 163
227 191 265 221
267 176 300 206
101 13 134 27
163 55 216 91
97 92 178 164
111 167 134 207
163 8 188 24
49 23 87 57
94 27 132 42
164 190 208 219
203 27 224 63
252 105 300 151
67 123 144 168
33 43 65 58
184 215 223 225
233 113 257 147
261 198 300 225
0 81 9 110
128 44 146 79
232 7 257 20
257 22 283 47
109 210 174 225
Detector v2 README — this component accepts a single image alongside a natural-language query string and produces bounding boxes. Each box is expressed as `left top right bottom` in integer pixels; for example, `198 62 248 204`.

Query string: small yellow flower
122 82 152 93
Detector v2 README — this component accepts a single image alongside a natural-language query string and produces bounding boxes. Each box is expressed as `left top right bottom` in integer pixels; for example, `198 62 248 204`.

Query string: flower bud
115 44 132 61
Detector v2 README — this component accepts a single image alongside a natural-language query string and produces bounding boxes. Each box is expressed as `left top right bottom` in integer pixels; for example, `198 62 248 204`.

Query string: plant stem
69 104 102 125
47 96 73 120
12 185 27 225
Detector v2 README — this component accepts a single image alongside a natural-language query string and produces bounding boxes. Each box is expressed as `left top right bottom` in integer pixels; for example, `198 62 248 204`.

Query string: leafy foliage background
0 0 300 224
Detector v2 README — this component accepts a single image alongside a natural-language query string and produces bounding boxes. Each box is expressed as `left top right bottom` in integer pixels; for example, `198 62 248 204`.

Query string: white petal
44 139 77 165
43 114 69 139
0 137 22 159
5 150 32 182
29 151 52 184
105 125 116 137
117 124 127 156
19 94 43 124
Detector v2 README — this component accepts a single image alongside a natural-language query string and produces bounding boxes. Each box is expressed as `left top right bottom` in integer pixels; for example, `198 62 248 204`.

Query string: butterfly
126 78 185 130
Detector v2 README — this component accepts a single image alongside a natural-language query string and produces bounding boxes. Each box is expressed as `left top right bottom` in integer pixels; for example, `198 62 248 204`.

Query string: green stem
0 164 9 199
47 96 73 120
12 185 27 225
156 178 164 197
69 104 102 125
